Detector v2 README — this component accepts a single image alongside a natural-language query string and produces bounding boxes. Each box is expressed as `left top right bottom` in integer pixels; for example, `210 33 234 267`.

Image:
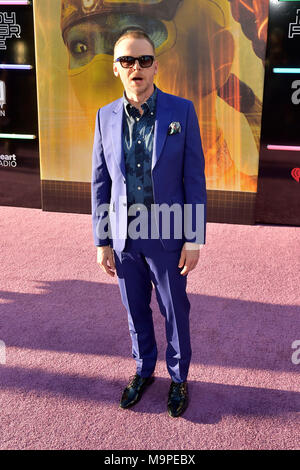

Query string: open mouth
131 76 143 81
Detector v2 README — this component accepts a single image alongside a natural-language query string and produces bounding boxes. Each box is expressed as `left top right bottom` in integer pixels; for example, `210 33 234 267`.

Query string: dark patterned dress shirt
122 85 157 210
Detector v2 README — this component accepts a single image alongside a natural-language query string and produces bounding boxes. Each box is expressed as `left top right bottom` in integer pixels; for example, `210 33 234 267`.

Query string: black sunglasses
114 55 155 68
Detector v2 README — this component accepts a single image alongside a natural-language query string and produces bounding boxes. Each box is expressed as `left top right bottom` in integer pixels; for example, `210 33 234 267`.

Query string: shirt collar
123 84 157 118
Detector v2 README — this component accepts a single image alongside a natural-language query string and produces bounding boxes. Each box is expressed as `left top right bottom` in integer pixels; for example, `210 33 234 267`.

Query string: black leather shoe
119 373 155 409
167 381 189 418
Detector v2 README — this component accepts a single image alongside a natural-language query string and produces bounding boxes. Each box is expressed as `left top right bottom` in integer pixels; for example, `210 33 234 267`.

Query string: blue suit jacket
91 87 207 252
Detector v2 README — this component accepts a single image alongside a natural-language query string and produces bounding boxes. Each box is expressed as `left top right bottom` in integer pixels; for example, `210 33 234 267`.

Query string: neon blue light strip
0 133 36 140
0 64 33 70
273 68 300 74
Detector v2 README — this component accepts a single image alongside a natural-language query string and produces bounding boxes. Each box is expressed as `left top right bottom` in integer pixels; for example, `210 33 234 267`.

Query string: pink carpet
0 205 299 450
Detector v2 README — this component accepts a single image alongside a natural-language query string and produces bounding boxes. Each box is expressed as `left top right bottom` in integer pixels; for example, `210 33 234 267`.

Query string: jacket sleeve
91 109 112 247
183 101 207 245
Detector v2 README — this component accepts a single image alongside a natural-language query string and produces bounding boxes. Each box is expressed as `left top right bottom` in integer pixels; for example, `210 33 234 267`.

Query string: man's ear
113 63 119 77
154 60 158 75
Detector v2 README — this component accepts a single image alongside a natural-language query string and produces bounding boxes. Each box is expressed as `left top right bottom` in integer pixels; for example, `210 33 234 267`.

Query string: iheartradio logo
291 168 300 182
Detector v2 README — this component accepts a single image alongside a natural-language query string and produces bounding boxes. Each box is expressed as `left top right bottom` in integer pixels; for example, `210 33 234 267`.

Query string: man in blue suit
91 29 206 418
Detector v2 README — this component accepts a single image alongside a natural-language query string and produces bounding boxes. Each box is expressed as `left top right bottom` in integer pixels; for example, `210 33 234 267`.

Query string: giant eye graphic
70 40 89 55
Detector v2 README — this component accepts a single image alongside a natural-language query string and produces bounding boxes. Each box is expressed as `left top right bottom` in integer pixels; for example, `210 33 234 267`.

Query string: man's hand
97 246 116 277
178 243 201 276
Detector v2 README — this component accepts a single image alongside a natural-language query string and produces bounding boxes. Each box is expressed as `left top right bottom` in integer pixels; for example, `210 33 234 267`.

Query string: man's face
113 37 158 96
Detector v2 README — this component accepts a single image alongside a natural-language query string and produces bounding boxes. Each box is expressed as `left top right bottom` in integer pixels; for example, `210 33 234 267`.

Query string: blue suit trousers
113 209 191 383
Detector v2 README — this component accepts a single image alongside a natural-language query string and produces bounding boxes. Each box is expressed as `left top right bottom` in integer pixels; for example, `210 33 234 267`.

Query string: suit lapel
152 88 172 171
110 89 171 175
111 97 126 178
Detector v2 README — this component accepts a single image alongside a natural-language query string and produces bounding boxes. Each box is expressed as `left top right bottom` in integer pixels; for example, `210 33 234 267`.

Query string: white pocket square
168 121 181 135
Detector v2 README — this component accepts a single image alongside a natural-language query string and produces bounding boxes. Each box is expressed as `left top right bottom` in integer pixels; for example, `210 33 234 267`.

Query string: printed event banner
256 0 300 226
0 3 40 209
33 0 269 221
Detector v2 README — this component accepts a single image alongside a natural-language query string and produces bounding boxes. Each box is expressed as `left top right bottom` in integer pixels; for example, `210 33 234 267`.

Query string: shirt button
136 117 140 121
137 163 141 167
150 112 154 115
138 140 141 144
137 186 141 190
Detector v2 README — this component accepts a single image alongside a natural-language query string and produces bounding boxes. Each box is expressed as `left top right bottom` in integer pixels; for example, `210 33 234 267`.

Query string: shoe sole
119 376 155 409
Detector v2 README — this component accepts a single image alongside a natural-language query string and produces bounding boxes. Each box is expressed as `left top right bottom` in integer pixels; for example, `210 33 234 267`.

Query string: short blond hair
114 29 155 57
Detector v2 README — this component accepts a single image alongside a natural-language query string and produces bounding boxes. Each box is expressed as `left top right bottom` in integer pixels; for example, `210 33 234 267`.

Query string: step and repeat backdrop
0 0 299 225
0 0 40 208
256 0 300 225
